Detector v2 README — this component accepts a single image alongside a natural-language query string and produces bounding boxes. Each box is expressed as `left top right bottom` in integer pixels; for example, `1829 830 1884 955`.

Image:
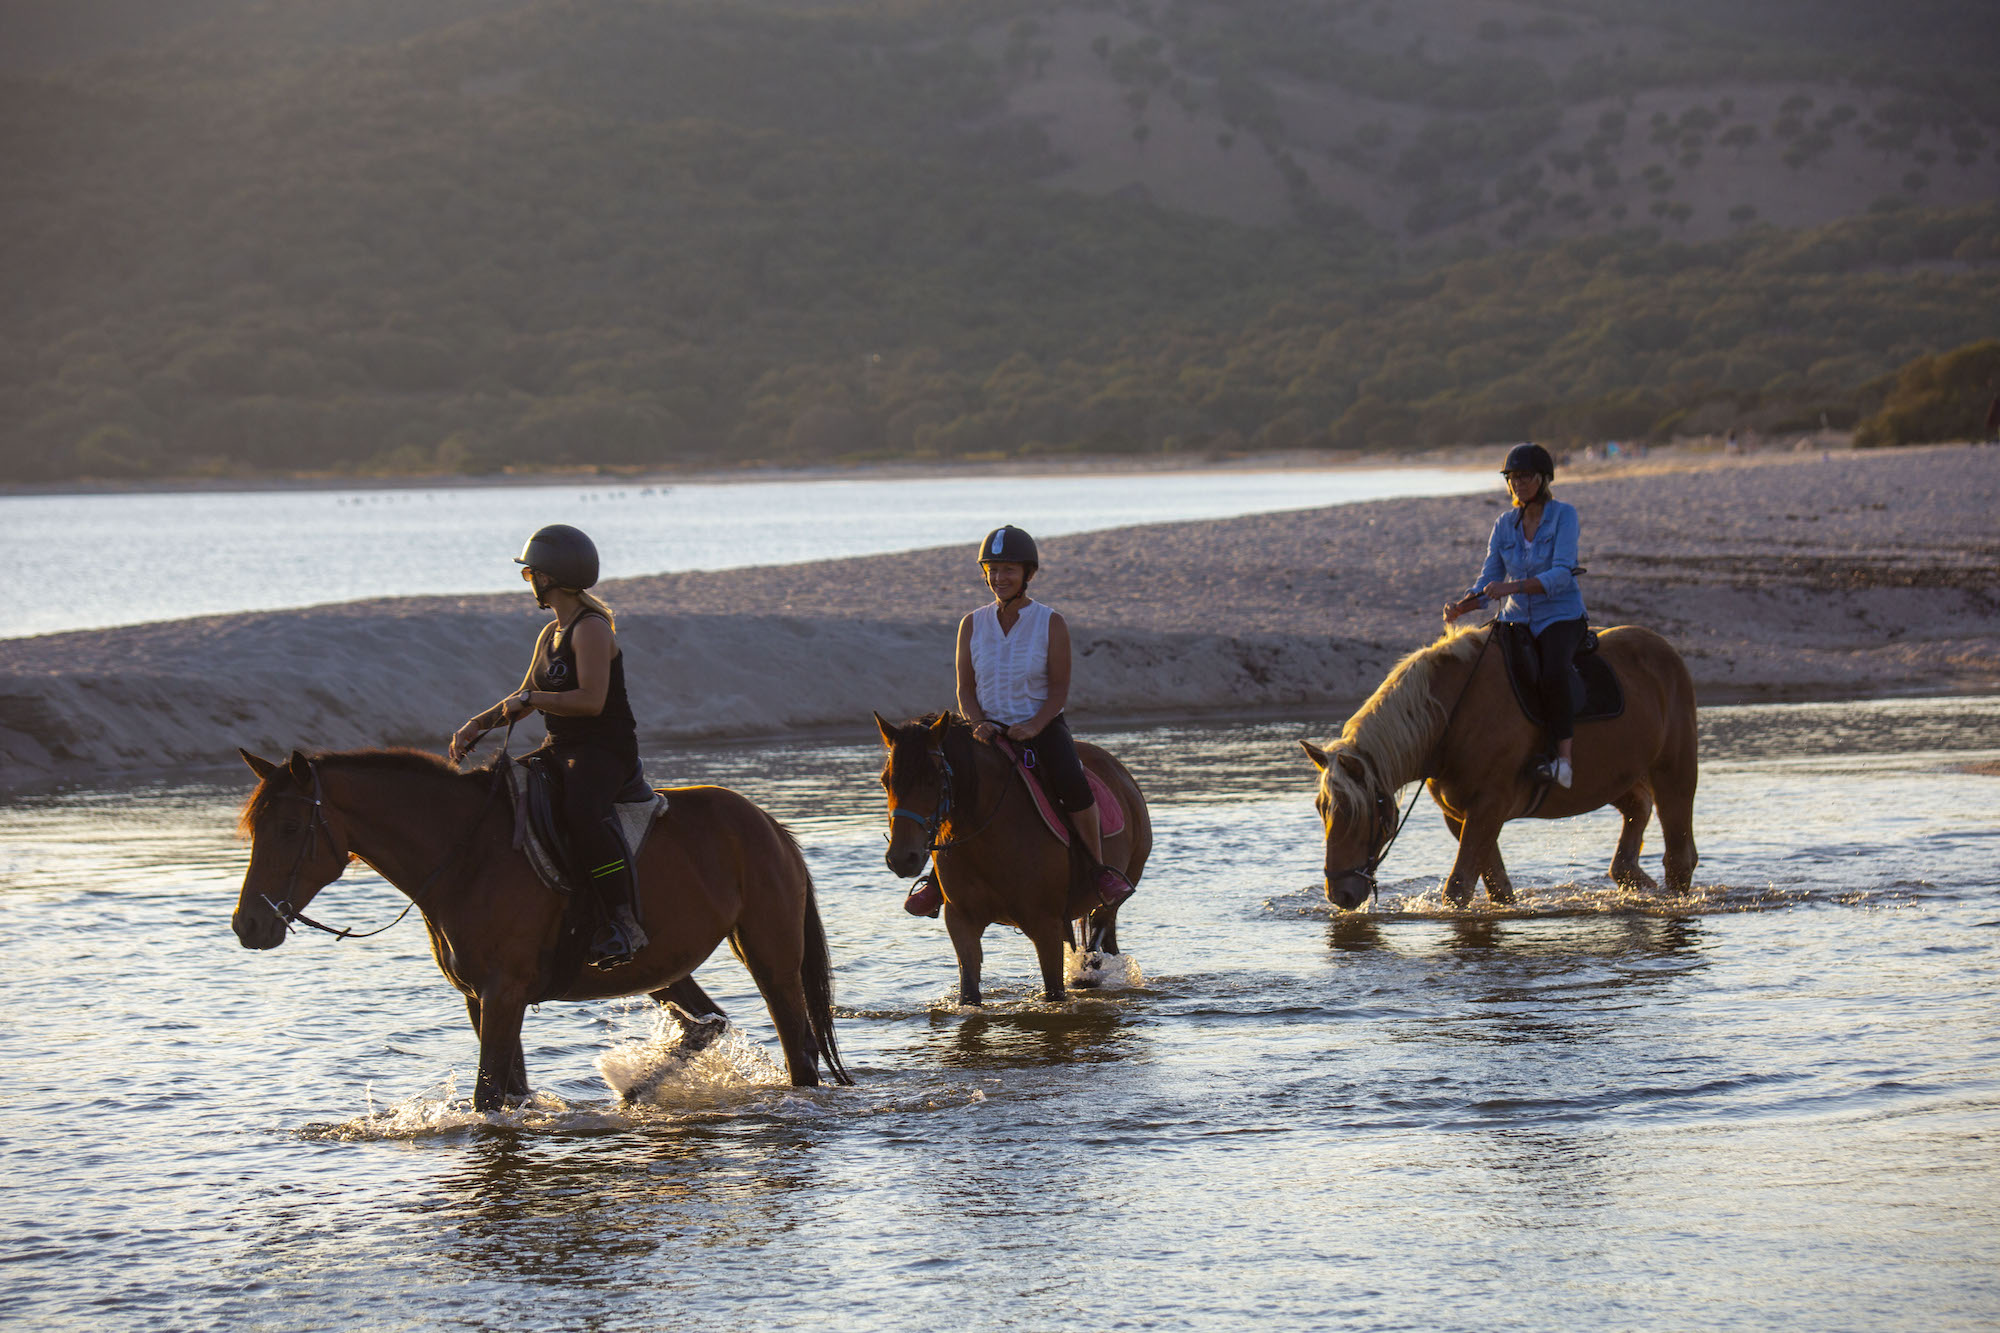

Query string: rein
260 728 514 941
1329 625 1494 904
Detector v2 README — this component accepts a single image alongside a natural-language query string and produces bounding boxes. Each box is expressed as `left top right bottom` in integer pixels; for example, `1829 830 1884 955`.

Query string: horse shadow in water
874 712 1153 1006
1303 623 1699 910
232 748 851 1111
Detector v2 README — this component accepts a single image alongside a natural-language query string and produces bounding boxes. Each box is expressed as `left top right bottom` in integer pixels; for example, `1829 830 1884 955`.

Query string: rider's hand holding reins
1443 593 1484 623
448 691 534 764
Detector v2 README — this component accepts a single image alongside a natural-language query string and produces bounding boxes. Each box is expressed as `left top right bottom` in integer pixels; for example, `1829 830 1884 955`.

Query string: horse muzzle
885 845 927 879
232 907 287 951
1324 875 1372 913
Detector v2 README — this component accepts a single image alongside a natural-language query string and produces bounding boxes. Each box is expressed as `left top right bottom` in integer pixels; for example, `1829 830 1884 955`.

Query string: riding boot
904 866 943 918
586 822 648 969
1091 863 1136 909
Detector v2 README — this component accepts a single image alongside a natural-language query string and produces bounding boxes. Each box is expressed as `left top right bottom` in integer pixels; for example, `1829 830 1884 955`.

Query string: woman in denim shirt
1443 443 1587 789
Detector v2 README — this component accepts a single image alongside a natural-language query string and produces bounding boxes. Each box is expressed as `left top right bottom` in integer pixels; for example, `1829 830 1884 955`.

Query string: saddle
993 737 1126 846
1492 621 1624 731
503 753 666 1003
504 752 665 897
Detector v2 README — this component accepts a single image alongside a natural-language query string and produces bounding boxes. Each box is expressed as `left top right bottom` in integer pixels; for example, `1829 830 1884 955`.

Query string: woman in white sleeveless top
903 524 1135 917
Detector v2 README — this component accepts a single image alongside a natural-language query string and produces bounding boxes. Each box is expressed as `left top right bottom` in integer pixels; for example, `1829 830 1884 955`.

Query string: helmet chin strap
530 571 554 610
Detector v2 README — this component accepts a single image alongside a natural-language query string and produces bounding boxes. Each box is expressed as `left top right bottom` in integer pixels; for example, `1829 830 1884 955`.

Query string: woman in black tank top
448 524 648 969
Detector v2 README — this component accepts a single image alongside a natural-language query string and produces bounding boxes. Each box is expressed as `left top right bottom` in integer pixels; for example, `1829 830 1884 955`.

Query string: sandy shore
2 444 1995 791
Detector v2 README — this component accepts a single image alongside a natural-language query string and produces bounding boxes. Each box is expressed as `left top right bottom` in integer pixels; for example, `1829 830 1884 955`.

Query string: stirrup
588 910 648 969
1092 865 1135 909
904 871 943 918
1530 756 1574 789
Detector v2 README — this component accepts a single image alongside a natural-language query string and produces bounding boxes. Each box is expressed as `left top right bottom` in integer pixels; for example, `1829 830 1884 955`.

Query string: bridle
887 733 1007 854
1321 625 1495 906
255 754 506 941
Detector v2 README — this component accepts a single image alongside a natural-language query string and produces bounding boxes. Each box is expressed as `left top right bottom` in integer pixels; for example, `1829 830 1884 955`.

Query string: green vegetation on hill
1855 339 2000 448
2 0 1997 482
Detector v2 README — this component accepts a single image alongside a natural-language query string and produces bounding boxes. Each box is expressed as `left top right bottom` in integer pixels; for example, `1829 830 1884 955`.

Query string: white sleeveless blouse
969 600 1053 726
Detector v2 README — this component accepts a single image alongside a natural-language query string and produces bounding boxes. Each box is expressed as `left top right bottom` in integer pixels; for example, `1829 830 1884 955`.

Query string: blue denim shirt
1464 499 1587 633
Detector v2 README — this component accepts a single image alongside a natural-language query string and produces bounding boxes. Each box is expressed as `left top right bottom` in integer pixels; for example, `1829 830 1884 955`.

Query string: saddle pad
1493 622 1624 730
995 738 1126 847
504 759 666 896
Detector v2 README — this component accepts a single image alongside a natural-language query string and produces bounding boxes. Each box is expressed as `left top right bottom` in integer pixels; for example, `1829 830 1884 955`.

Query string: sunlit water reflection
2 698 1996 1329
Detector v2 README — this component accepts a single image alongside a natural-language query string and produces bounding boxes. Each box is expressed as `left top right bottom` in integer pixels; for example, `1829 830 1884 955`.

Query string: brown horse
1301 623 1698 909
232 748 850 1109
874 713 1152 1005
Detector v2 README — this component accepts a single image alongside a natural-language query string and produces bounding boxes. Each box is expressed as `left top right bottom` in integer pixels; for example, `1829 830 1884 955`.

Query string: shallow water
2 697 1997 1330
0 466 1484 638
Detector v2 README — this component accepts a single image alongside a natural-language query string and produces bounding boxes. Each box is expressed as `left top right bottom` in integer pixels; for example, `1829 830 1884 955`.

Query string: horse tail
773 819 854 1087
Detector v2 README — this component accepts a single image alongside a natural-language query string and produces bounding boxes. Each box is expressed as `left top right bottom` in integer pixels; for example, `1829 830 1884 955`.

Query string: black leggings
547 741 640 902
1019 713 1094 813
1534 617 1589 744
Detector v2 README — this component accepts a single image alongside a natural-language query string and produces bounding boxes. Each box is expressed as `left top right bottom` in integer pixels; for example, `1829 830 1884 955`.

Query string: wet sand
2 443 1994 790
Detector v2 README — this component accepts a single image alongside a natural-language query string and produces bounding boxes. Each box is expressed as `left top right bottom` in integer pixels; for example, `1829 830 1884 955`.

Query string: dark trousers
1533 617 1589 744
1019 713 1094 812
547 740 640 911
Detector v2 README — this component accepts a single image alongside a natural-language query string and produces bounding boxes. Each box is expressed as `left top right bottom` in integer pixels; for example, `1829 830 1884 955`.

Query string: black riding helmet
977 525 1039 570
1501 442 1555 478
514 523 599 590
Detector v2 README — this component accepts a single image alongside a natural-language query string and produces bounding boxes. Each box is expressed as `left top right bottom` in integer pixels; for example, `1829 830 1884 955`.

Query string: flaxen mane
1317 625 1488 816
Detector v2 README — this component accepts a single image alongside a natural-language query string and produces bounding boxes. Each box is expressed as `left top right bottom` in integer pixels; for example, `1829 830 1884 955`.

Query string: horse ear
872 711 897 748
1336 752 1367 782
286 750 313 784
1300 740 1329 770
929 713 951 739
240 748 278 780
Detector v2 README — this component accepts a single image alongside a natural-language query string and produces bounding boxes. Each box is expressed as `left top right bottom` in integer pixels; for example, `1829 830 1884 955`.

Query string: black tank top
530 612 636 750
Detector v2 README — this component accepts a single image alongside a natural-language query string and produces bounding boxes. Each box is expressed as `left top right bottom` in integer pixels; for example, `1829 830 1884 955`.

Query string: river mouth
2 695 1997 1330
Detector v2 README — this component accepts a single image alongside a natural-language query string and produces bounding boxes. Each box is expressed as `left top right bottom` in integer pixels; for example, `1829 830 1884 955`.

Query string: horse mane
238 747 492 836
1318 624 1488 816
903 712 982 813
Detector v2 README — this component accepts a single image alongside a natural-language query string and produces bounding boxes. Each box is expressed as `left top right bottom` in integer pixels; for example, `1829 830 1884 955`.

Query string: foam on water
595 1009 787 1107
301 1073 634 1142
1263 876 1931 920
1065 942 1147 990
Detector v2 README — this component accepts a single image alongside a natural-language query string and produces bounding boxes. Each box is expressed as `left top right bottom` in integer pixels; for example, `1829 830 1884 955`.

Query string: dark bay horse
232 748 850 1109
1301 624 1698 909
874 712 1152 1005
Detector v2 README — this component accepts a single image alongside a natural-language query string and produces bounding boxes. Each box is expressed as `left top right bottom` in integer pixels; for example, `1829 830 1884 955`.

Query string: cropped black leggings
546 740 640 903
1534 617 1589 744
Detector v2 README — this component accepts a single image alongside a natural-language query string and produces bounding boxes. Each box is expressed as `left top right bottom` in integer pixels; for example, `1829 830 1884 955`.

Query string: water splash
300 1073 630 1142
595 1009 787 1107
1065 942 1146 990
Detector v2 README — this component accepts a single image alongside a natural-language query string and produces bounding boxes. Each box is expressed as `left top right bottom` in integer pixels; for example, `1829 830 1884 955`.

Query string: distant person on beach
900 525 1137 918
1442 444 1588 789
448 524 648 967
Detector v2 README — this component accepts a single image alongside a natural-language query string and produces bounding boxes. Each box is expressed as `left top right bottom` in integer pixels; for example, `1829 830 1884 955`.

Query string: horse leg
650 976 729 1056
1609 787 1660 891
473 988 530 1112
1443 809 1505 907
943 900 985 1006
1086 906 1120 955
729 927 824 1088
1029 923 1069 1003
1652 766 1700 895
1445 813 1515 906
464 995 529 1101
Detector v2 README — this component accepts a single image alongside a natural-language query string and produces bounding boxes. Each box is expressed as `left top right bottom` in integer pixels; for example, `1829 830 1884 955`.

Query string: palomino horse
874 713 1152 1005
232 748 850 1109
1302 624 1698 909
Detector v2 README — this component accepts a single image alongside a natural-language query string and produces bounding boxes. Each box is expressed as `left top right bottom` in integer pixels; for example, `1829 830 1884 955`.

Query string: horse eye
280 821 302 836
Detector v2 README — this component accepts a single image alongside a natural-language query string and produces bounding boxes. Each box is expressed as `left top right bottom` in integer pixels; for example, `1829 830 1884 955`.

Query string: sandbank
1 443 1994 792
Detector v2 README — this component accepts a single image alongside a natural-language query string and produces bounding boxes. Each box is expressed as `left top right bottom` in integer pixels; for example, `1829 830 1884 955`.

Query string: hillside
2 0 1997 482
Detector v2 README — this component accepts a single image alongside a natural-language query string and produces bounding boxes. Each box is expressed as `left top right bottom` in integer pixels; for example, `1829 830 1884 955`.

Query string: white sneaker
1554 758 1573 789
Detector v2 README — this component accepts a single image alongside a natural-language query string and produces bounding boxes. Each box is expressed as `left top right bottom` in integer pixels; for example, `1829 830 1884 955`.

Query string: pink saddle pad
995 738 1125 846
